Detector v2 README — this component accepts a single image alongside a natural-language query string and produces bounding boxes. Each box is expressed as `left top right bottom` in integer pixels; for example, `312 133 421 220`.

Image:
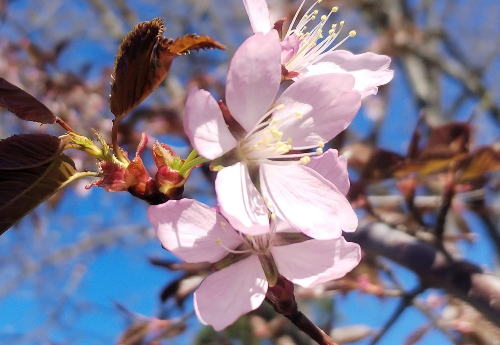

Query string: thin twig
434 170 455 262
413 300 462 345
369 287 425 345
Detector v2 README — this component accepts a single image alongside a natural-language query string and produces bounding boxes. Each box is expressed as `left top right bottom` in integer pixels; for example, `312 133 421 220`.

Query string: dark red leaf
0 77 57 124
460 146 500 181
0 133 62 170
0 134 77 235
361 148 406 182
110 18 226 118
418 122 470 160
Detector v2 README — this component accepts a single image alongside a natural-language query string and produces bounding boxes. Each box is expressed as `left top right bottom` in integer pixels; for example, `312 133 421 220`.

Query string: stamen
316 147 323 155
264 150 322 161
244 104 285 140
300 156 311 164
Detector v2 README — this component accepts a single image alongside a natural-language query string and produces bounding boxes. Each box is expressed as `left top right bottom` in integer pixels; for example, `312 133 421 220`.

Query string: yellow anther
276 104 285 110
332 23 337 29
220 221 227 226
321 15 327 21
329 29 334 35
311 15 316 20
316 147 324 155
317 0 322 3
349 30 357 37
270 213 276 221
313 10 318 15
300 156 311 165
340 20 345 26
287 138 292 144
295 111 303 119
215 238 222 244
318 141 325 148
332 6 338 12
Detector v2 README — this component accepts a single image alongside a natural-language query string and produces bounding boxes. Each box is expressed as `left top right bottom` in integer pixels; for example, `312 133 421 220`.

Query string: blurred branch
356 0 500 126
87 0 126 40
345 222 500 327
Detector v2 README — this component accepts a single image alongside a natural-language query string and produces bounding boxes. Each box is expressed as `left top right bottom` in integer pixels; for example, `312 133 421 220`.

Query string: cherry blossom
148 199 361 331
242 0 393 98
184 31 360 239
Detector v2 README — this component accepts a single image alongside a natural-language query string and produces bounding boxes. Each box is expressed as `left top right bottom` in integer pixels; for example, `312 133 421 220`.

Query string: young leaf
0 134 77 235
0 78 57 124
460 147 500 181
110 18 226 119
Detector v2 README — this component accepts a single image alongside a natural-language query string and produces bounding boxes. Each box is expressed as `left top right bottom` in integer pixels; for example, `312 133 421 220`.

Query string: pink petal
194 255 268 330
226 31 281 133
300 50 394 99
184 87 237 160
273 74 361 147
280 35 300 64
260 163 358 239
148 199 243 263
275 217 300 233
215 162 270 235
308 149 350 195
242 0 272 34
271 237 361 287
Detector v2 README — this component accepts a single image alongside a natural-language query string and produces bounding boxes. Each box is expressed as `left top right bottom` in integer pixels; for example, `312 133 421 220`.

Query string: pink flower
148 199 361 331
242 0 393 98
184 31 360 239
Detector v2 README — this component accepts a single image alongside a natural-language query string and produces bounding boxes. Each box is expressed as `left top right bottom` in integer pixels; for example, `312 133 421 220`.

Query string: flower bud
152 141 196 200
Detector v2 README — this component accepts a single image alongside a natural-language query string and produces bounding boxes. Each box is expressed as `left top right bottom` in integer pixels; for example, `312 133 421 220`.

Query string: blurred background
1 0 500 344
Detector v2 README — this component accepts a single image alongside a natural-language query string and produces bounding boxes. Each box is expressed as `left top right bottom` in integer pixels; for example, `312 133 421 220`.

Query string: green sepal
212 244 252 271
258 254 279 287
272 232 310 247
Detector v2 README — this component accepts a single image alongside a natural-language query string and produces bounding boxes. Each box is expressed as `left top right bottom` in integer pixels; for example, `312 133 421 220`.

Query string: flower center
283 0 356 72
237 104 325 165
216 219 278 255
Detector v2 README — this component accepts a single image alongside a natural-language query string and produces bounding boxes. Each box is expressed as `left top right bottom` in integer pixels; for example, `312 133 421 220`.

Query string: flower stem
56 117 79 135
111 117 127 164
179 156 207 176
286 311 339 345
266 276 339 345
185 149 198 163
